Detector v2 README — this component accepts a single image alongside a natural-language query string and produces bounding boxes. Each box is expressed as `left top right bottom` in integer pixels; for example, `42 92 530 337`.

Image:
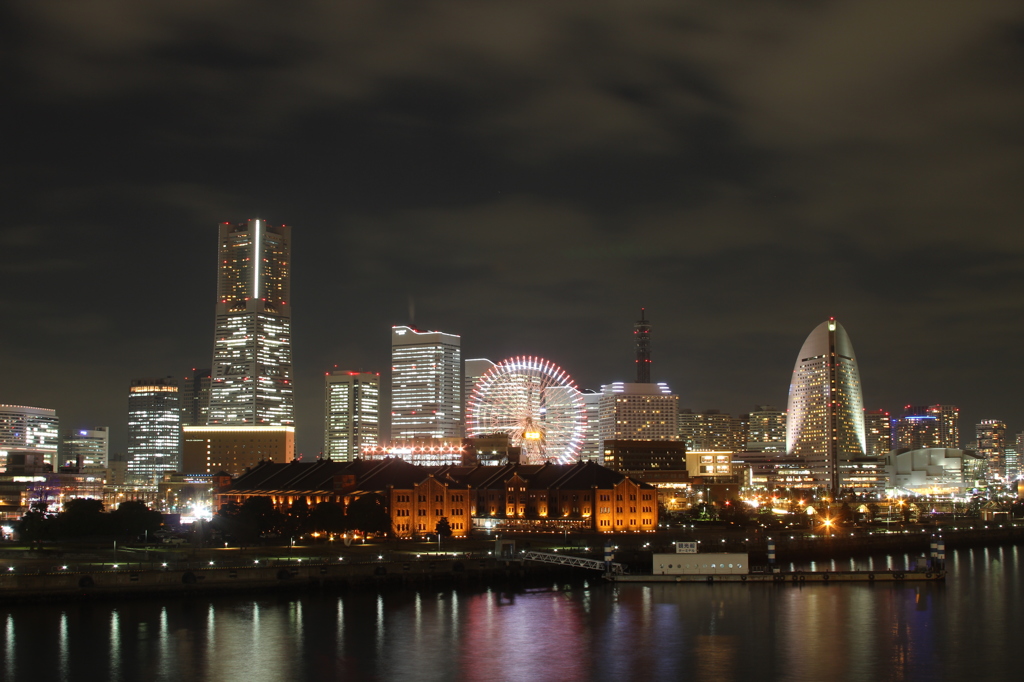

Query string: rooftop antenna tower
634 307 651 383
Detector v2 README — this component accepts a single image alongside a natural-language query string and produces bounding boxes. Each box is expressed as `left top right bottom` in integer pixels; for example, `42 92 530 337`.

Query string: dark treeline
15 493 395 545
211 493 392 544
17 499 163 543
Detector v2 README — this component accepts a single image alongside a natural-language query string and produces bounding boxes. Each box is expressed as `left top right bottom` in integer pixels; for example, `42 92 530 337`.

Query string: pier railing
521 551 625 575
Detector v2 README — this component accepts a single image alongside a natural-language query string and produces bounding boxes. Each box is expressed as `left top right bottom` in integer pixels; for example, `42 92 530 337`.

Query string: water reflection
58 611 68 680
0 547 1021 681
109 609 120 681
158 606 170 679
5 613 14 680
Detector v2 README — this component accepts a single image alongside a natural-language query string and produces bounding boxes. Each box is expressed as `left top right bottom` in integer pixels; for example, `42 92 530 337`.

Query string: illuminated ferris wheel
466 356 586 465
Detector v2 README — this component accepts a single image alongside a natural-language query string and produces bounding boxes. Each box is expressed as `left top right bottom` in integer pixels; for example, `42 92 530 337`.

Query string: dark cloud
3 1 1023 455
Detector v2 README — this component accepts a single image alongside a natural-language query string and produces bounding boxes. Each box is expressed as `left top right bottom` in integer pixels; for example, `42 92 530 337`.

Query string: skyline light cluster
3 212 1022 482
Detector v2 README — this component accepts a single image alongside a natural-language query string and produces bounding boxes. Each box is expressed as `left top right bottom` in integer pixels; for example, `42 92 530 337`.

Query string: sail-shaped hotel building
786 318 867 493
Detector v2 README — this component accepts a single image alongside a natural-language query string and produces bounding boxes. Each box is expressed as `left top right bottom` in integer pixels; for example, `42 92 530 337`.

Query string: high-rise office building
1012 433 1024 480
928 404 960 448
391 326 461 439
864 409 892 458
730 414 749 451
598 382 678 442
894 405 960 451
0 404 59 470
324 370 380 461
785 318 866 492
579 389 603 463
208 219 293 426
1004 446 1019 482
127 377 181 480
895 409 939 451
464 358 496 435
976 419 1007 479
181 369 212 426
61 427 109 469
678 410 736 451
746 405 786 453
182 425 293 476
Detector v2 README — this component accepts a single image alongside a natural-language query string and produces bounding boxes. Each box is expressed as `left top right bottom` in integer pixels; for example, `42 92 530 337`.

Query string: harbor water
1 545 1020 682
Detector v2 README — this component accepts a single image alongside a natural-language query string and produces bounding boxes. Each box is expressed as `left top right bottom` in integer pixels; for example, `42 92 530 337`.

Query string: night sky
3 1 1023 457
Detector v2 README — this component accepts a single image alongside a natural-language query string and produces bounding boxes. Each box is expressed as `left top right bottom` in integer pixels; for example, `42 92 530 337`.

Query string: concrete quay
0 557 577 604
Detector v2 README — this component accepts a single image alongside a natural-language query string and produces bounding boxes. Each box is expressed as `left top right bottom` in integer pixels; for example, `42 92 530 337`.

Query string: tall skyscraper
127 377 181 480
208 219 293 426
785 318 866 492
180 369 212 426
746 405 786 453
864 409 892 457
61 427 109 469
0 404 59 470
391 326 461 439
976 419 1007 479
324 370 380 461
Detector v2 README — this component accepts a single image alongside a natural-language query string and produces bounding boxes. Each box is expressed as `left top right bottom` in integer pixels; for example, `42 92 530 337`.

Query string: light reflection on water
5 614 13 680
109 608 120 681
0 546 1021 682
58 612 68 680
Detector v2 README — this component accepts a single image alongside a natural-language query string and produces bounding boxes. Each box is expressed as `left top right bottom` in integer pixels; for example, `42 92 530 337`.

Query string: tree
64 497 105 515
212 501 245 543
237 496 284 542
216 500 241 519
284 497 311 536
110 500 162 538
435 517 453 543
693 502 718 521
346 493 391 536
17 501 53 545
718 499 752 525
309 502 347 534
57 497 107 538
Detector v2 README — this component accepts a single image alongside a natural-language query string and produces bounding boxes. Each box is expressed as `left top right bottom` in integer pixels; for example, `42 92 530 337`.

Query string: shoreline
3 524 1022 604
0 557 585 605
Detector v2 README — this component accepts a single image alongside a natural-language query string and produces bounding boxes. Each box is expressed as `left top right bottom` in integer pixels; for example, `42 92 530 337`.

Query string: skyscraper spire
634 307 651 383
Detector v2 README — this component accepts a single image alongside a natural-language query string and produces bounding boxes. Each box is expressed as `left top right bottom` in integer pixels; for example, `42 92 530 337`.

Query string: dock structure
610 569 945 583
610 537 948 583
521 551 626 575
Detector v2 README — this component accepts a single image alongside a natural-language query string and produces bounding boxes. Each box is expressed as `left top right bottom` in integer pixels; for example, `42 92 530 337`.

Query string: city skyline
2 272 1019 461
2 3 1022 457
